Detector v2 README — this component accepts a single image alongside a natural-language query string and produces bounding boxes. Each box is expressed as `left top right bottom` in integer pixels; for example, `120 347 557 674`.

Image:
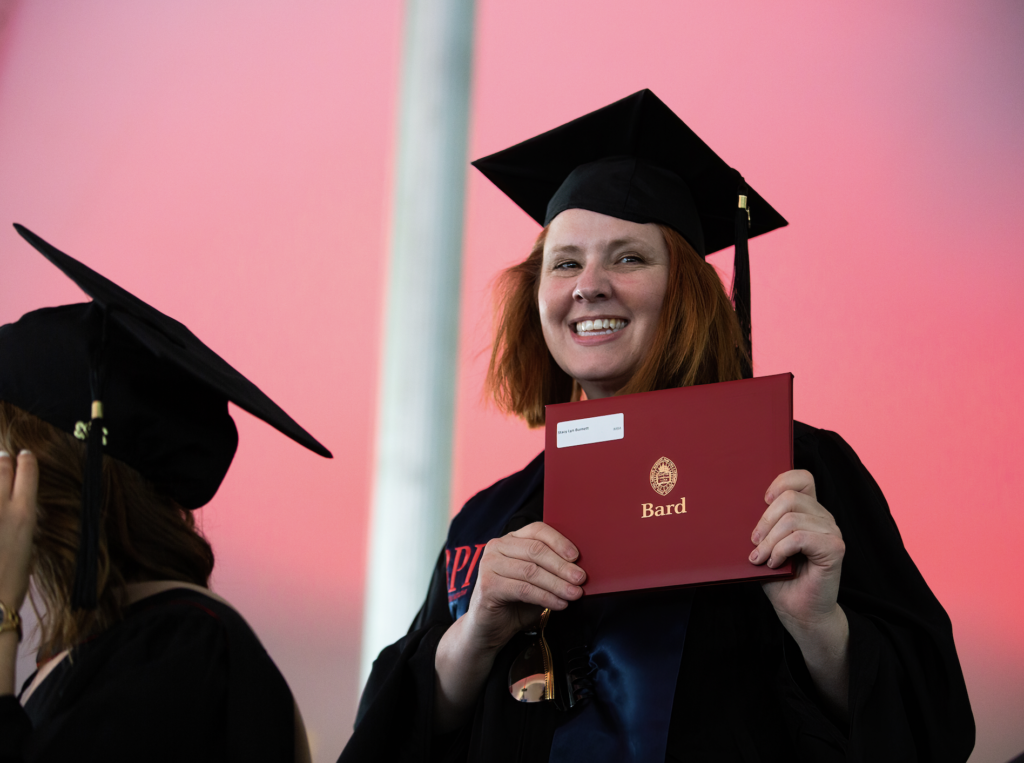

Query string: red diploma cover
544 373 794 595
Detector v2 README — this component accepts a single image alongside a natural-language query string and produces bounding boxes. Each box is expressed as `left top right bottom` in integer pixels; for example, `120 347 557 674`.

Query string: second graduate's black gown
0 588 295 763
341 422 975 763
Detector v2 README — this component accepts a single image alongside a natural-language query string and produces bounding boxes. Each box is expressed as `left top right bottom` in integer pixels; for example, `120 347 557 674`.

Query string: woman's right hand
461 521 585 650
433 521 585 732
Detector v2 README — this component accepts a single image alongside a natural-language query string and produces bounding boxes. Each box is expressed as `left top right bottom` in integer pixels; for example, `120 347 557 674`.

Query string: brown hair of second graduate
486 225 749 427
0 402 215 657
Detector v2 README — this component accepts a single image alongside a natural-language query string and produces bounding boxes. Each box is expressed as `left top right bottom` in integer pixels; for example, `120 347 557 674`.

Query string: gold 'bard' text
642 499 686 518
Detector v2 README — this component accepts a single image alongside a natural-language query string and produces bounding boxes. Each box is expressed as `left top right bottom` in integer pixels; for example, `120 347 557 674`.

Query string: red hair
486 225 747 427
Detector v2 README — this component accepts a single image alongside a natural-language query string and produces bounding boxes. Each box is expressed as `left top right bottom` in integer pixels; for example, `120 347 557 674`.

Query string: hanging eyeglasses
508 608 594 710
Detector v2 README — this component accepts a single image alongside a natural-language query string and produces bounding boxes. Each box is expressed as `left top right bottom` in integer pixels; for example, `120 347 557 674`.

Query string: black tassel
71 403 103 610
71 309 108 611
732 177 753 379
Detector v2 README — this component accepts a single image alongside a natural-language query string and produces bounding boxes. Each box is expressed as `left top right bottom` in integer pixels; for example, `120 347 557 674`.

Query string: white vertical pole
360 0 476 684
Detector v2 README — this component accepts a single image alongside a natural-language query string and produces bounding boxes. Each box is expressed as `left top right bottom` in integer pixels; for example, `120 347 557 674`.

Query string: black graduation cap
0 224 332 608
472 89 788 377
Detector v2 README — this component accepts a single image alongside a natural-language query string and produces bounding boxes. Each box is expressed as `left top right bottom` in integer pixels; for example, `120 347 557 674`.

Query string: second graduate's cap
0 224 333 608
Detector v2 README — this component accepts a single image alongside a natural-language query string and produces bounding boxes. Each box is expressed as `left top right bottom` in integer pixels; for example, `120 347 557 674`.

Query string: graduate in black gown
0 225 332 762
341 91 975 762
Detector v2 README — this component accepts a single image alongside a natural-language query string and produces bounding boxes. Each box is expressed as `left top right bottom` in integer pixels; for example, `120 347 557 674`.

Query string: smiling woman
541 210 671 399
541 208 671 391
487 214 746 426
341 90 974 763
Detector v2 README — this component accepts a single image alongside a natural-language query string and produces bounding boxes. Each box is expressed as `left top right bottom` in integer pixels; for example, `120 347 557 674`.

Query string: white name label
555 413 624 448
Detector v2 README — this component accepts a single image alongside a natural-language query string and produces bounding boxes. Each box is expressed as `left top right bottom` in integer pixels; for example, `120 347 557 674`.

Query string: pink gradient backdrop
0 2 1020 760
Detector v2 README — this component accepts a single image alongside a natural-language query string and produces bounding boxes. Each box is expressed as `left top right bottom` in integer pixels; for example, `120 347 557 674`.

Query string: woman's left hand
749 469 844 630
749 469 850 716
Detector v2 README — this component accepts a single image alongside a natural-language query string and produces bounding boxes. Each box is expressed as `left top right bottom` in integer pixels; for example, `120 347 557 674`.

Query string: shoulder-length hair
0 401 215 656
486 224 748 427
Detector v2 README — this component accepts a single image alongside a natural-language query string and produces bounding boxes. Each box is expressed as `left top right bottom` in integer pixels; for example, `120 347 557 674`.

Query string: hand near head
749 469 850 717
0 450 37 697
0 450 38 612
434 521 585 732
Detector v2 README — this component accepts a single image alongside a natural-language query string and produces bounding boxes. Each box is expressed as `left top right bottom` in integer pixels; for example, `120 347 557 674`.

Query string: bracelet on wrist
0 601 22 643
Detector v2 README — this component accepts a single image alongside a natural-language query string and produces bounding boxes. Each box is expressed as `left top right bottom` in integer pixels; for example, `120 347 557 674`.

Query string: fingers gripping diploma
749 469 851 716
465 522 586 651
749 470 845 626
434 522 585 732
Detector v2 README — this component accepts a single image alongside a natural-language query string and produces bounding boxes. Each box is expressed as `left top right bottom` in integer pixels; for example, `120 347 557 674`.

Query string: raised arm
748 426 974 760
749 468 850 719
433 521 585 732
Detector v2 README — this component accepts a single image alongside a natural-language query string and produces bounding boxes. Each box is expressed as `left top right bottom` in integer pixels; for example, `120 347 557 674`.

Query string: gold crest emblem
650 457 678 496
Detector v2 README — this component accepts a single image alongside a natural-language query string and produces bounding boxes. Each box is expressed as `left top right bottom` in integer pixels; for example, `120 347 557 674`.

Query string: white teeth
574 318 627 335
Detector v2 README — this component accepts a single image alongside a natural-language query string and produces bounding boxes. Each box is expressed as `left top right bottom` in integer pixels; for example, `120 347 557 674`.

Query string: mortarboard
0 224 332 608
472 89 788 377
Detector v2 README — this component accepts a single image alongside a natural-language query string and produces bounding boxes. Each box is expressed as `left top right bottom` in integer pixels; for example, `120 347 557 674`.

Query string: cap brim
14 224 332 459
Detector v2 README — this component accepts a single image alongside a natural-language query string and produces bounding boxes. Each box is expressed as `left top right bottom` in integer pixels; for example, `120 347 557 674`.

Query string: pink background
0 2 1020 760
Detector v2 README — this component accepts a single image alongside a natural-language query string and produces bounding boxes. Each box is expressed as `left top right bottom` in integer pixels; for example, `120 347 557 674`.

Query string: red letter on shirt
461 544 487 588
448 546 471 592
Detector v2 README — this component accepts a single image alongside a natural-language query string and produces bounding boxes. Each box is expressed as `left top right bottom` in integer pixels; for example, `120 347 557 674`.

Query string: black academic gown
341 422 975 763
0 588 294 763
